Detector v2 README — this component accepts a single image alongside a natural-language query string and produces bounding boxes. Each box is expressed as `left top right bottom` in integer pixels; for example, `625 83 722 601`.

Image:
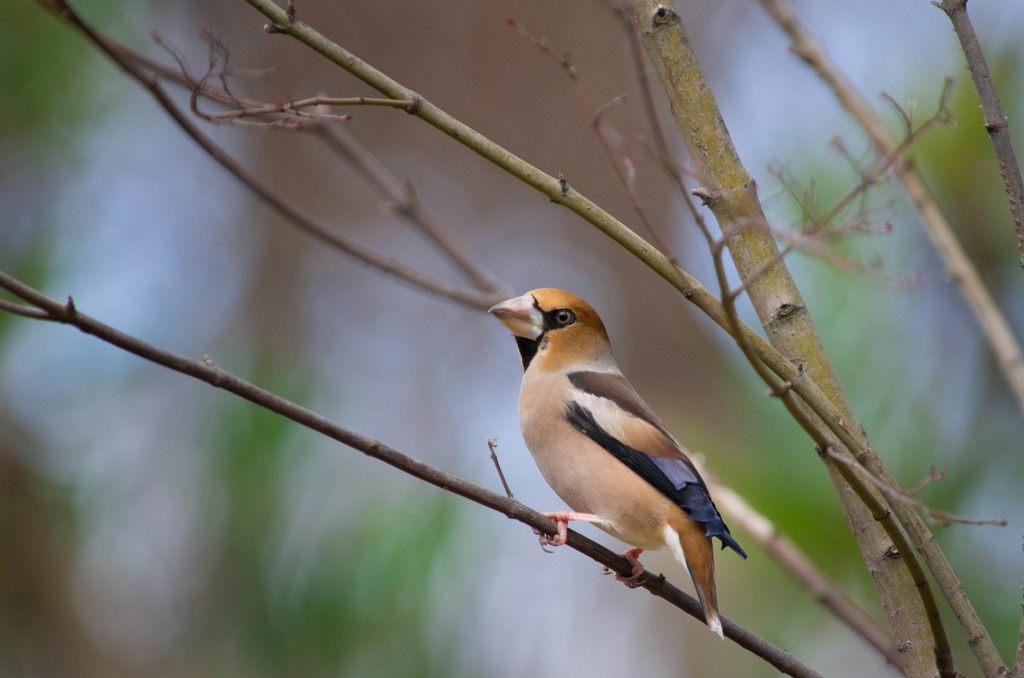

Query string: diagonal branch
0 268 823 678
628 2 951 674
757 0 1024 424
312 125 508 295
108 30 508 298
705 219 954 676
702 469 904 670
40 0 503 312
935 0 1024 267
755 1 1011 673
824 449 1006 529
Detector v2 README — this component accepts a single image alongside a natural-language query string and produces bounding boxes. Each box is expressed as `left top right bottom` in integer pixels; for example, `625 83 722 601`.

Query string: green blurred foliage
192 369 466 677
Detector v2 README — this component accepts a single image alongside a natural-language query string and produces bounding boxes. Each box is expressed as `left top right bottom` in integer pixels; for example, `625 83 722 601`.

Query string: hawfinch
490 288 746 637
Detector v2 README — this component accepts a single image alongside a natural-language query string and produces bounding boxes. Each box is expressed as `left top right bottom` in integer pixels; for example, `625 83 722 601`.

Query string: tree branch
755 1 1010 673
705 222 954 677
702 469 904 670
935 0 1024 267
39 0 504 312
0 268 823 678
102 29 509 299
33 12 871 671
757 0 1024 425
1010 553 1024 678
628 2 950 674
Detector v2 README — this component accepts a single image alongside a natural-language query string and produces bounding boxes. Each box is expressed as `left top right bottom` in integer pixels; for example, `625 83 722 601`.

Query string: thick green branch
627 1 951 675
756 1 1007 673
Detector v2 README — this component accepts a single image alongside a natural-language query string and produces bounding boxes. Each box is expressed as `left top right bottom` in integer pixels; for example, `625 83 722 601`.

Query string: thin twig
509 18 677 261
487 438 514 499
906 466 945 497
825 450 1006 528
934 0 1024 267
313 125 507 294
0 298 51 320
0 268 824 678
40 0 501 312
99 31 507 298
194 95 412 126
757 0 1024 428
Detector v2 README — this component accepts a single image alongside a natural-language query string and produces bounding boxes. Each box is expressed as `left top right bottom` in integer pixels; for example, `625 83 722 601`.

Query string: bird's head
489 288 614 374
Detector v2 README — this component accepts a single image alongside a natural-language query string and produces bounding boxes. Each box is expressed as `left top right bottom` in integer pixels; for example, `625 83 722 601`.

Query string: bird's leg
602 547 646 587
536 510 602 550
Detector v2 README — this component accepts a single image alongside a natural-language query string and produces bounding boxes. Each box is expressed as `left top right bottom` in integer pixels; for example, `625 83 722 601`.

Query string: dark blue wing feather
565 401 747 559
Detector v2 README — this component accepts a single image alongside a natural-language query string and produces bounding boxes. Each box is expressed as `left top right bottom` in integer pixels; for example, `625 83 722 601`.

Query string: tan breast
518 371 682 550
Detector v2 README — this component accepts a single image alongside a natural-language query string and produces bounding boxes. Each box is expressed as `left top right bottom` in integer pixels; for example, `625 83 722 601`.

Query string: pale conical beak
489 294 544 340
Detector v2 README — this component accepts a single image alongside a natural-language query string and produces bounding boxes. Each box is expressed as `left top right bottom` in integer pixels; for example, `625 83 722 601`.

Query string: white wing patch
571 390 634 442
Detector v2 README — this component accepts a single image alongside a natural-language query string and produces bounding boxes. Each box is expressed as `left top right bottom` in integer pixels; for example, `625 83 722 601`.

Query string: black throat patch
515 335 542 371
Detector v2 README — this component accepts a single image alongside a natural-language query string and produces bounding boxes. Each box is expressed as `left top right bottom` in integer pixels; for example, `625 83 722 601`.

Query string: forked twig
825 450 1007 528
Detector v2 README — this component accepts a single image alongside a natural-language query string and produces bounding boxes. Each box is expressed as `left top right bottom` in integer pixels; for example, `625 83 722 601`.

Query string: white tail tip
708 616 724 639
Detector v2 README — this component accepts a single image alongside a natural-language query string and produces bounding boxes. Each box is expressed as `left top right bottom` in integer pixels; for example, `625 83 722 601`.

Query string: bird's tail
665 519 723 639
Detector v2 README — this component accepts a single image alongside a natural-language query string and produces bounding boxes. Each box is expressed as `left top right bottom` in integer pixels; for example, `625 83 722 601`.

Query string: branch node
691 185 716 207
772 302 805 324
264 22 290 35
64 295 76 315
404 96 423 114
650 5 679 28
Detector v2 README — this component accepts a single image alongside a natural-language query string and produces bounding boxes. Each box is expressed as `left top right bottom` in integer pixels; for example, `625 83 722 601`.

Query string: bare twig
509 18 677 261
40 0 501 312
0 298 50 320
0 268 823 678
935 0 1024 267
313 126 507 294
487 438 514 499
825 450 1007 528
906 466 945 497
193 95 411 127
96 30 507 299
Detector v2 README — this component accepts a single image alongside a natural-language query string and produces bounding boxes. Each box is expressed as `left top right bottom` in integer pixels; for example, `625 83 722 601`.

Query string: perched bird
489 288 746 638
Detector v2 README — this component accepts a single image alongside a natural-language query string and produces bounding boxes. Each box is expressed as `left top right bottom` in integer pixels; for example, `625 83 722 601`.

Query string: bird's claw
603 547 646 587
534 527 558 552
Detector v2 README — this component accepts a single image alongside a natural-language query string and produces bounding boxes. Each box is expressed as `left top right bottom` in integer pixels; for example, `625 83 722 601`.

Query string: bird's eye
554 309 576 325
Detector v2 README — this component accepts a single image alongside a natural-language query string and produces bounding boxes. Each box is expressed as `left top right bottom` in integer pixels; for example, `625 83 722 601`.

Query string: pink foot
536 510 601 551
603 547 646 587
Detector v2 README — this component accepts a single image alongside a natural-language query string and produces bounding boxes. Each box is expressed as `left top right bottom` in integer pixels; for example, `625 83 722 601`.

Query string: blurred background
2 0 1023 676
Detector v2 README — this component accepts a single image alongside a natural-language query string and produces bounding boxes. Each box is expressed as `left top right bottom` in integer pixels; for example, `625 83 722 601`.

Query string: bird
489 288 746 638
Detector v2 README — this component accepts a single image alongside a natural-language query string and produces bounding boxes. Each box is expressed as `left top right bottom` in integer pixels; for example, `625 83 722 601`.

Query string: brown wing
565 371 746 558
